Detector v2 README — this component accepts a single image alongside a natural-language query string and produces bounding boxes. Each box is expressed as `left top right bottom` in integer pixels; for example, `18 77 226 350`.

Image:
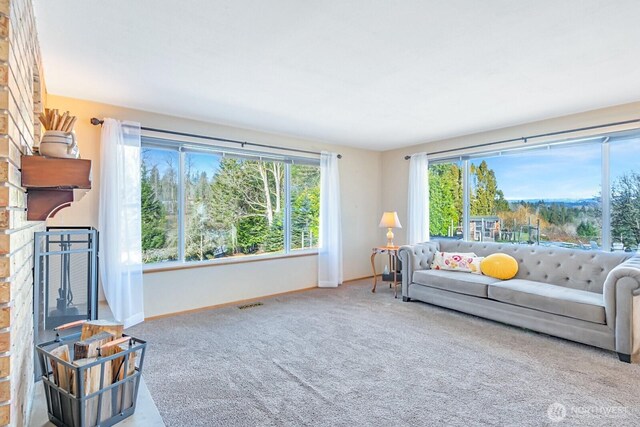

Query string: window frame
427 128 640 251
141 136 320 269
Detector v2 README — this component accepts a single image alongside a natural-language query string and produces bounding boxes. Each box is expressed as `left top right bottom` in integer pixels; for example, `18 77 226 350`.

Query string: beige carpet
129 279 640 426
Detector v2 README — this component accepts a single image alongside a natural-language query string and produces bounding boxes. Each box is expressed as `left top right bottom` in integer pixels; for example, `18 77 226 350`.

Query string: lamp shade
379 211 402 229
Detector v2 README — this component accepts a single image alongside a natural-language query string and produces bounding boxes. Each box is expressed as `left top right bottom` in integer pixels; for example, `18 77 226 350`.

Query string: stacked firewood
49 320 137 425
38 108 77 132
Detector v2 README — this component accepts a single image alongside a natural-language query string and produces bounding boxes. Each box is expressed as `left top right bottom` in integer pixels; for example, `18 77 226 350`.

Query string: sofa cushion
480 253 519 279
432 252 483 274
413 269 502 298
488 279 605 324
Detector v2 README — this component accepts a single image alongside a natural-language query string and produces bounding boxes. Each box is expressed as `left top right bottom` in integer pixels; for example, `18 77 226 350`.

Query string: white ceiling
34 0 640 151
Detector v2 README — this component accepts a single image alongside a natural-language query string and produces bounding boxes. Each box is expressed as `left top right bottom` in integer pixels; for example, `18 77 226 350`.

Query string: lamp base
386 228 394 247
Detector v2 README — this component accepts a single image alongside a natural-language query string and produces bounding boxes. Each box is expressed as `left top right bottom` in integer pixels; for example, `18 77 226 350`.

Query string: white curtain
407 152 430 244
99 119 144 328
318 151 343 287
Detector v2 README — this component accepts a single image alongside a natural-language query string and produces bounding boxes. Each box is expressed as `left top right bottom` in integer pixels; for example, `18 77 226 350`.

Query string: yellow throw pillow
480 253 518 280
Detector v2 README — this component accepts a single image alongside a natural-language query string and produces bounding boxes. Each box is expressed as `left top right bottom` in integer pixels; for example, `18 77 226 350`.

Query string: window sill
142 249 319 274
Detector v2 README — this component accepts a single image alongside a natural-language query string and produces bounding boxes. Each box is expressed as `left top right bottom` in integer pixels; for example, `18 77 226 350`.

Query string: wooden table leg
392 251 398 298
393 264 398 298
371 252 377 293
388 252 392 288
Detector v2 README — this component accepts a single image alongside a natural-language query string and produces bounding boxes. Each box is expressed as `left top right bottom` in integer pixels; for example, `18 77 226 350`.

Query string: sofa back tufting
437 240 633 293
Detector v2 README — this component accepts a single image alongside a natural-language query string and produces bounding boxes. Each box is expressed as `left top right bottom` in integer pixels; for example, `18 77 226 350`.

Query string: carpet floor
129 279 640 426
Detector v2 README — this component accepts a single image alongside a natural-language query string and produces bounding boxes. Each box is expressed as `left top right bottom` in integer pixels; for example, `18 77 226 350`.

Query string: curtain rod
90 118 342 159
404 118 640 160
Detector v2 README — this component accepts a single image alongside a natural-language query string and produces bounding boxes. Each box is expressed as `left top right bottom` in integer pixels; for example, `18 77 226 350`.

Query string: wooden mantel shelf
21 156 92 221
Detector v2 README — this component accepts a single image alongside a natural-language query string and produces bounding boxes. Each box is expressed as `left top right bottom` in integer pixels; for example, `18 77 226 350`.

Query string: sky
473 137 639 200
142 149 221 179
185 152 221 178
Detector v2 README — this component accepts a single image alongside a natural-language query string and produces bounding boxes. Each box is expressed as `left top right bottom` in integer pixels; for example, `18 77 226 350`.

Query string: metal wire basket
35 322 147 427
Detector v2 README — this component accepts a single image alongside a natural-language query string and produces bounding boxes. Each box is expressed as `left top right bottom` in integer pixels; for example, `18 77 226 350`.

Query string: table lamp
379 211 402 247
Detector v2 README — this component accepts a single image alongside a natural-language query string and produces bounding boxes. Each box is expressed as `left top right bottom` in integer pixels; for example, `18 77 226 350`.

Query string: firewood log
100 337 135 383
81 320 124 341
51 110 59 130
66 116 77 132
74 332 114 360
38 112 48 130
74 357 113 425
100 337 136 413
49 345 71 392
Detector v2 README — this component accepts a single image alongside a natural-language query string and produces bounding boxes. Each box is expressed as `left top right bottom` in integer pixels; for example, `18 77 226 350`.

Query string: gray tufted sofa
398 240 640 362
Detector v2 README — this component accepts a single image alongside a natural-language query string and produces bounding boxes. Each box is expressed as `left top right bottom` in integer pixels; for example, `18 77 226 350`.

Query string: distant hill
506 198 600 207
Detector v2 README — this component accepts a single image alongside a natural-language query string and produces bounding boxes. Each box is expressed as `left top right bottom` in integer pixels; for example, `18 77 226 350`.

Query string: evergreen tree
291 165 320 247
236 216 268 253
470 160 507 216
577 221 598 240
264 213 285 252
429 163 462 236
141 167 167 254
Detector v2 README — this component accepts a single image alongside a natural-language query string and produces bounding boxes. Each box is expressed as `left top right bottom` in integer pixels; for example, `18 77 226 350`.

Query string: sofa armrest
398 242 440 298
603 256 640 358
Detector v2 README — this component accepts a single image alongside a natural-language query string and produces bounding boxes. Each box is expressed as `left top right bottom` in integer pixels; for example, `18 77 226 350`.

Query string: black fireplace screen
34 227 99 345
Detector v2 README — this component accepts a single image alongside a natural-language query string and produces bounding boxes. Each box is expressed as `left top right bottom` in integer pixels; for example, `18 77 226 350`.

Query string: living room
2 1 639 426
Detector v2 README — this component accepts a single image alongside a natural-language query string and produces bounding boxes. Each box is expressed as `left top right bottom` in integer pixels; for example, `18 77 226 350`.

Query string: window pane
184 154 285 261
291 164 320 250
184 152 221 261
429 161 463 239
141 147 179 263
610 136 640 252
468 143 602 249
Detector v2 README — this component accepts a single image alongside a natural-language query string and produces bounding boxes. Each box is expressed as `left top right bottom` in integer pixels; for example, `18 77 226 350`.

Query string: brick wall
0 0 45 425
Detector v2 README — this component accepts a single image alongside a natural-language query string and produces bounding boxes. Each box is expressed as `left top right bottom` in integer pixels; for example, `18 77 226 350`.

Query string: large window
141 139 320 265
428 131 640 252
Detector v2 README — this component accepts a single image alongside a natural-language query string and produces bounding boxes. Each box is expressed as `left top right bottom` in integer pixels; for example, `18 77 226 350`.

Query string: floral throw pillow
432 252 483 274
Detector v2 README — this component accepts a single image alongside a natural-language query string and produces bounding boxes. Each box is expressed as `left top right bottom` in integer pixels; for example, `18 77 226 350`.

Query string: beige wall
45 95 384 318
380 101 640 245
